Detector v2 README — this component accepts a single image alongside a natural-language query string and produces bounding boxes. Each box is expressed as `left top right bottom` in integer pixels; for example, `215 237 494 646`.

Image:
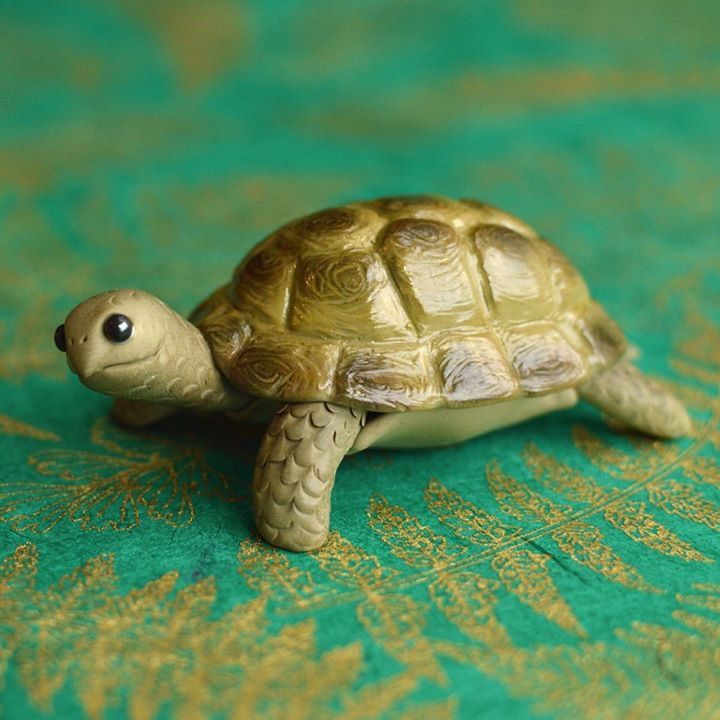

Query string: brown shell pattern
289 251 413 340
193 196 627 411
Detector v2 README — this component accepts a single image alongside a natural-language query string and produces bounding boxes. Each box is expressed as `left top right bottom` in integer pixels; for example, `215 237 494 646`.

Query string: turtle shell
191 196 626 412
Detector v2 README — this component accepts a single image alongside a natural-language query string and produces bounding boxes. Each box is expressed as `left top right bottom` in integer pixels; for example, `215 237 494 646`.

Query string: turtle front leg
111 398 177 428
253 402 365 551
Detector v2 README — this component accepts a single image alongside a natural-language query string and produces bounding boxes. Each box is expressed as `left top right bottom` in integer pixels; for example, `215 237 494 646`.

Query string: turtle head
55 289 178 396
56 288 248 412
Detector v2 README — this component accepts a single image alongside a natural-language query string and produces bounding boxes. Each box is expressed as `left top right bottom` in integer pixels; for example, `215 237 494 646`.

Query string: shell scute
273 206 380 254
366 195 483 229
379 218 487 333
473 224 555 322
288 251 414 340
232 247 294 325
502 322 588 394
538 238 589 308
368 195 454 217
190 284 250 375
573 302 627 367
336 344 436 411
230 334 339 400
432 332 519 405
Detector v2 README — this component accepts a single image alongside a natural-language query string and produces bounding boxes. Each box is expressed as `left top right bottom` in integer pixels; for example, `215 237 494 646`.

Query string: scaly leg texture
253 402 365 551
579 361 691 439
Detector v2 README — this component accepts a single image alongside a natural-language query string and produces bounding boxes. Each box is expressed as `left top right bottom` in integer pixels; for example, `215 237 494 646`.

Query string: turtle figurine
54 196 691 551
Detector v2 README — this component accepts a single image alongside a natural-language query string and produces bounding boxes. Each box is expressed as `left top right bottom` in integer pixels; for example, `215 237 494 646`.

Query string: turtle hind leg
253 402 365 552
579 361 692 439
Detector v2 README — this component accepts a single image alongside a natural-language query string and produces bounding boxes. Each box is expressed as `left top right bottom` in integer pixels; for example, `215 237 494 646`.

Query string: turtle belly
348 389 578 453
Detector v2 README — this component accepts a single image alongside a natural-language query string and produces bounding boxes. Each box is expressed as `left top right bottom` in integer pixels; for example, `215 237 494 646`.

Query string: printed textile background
1 1 719 718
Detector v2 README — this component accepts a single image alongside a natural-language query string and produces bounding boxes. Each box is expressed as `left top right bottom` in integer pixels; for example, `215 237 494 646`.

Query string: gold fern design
0 542 426 720
543 583 720 718
486 460 659 593
524 443 709 563
574 425 720 533
434 581 720 719
369 492 523 644
0 413 59 442
237 535 321 606
239 533 445 687
0 417 240 533
422 480 584 636
237 536 437 719
313 531 447 685
393 698 457 720
368 414 717 641
570 307 720 535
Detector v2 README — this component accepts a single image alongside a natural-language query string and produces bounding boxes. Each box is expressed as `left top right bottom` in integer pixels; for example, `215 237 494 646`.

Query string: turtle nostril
54 324 67 352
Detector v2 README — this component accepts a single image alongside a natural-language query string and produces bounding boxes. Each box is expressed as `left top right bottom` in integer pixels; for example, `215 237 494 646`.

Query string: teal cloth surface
0 1 719 718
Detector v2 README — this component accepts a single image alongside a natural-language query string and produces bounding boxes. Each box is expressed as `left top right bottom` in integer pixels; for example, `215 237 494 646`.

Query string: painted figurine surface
54 196 691 551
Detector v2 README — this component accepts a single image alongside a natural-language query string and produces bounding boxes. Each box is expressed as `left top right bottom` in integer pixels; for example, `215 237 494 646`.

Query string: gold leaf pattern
424 476 520 545
524 443 709 562
394 698 458 720
435 582 720 719
315 532 446 685
368 493 455 569
369 492 511 647
428 568 510 649
491 549 583 635
0 418 240 533
677 583 720 614
574 425 720 534
646 478 720 528
0 414 59 441
426 476 626 633
0 543 430 720
321 673 419 720
237 536 319 605
372 488 585 636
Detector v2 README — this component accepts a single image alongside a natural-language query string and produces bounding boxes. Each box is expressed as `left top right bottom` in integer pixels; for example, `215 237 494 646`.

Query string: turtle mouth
98 348 162 376
77 347 162 380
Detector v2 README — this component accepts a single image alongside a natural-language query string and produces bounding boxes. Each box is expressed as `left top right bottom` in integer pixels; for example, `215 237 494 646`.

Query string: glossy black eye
54 324 67 352
103 314 133 343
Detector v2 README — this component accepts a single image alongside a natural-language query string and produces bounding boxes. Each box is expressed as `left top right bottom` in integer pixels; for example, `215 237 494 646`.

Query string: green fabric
1 1 719 718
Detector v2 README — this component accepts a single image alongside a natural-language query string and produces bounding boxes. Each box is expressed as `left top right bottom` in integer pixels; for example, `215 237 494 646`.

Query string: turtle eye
103 314 133 343
54 324 67 352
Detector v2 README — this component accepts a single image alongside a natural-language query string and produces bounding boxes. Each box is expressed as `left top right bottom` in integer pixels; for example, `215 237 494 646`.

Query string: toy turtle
54 196 691 551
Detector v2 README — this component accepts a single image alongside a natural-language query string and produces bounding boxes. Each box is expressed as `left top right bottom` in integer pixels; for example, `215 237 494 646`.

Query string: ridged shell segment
193 196 627 411
379 219 489 333
501 322 586 393
289 250 414 340
232 246 295 326
433 331 518 403
473 225 555 321
337 343 435 409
